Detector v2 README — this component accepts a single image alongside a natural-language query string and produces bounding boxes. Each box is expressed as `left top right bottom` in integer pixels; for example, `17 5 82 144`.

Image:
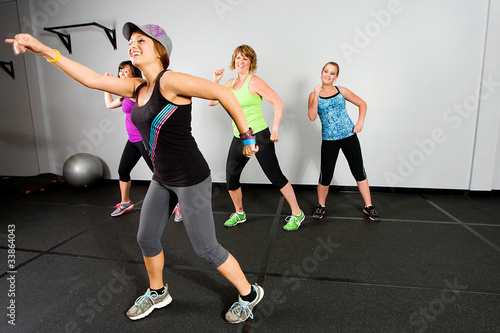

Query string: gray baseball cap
122 22 172 57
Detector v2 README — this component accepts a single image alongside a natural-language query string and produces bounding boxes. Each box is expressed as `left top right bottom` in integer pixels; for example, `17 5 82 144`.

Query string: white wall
470 0 500 190
0 1 40 176
1 0 499 190
495 115 500 189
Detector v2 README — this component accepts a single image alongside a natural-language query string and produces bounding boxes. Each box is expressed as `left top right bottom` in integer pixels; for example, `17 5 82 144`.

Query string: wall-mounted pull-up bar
44 22 116 54
1 61 15 80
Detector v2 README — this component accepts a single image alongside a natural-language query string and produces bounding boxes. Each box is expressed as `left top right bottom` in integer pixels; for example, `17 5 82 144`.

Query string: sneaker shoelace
230 300 253 319
173 206 180 216
230 213 242 221
287 210 304 222
284 215 297 225
133 290 159 307
114 203 122 209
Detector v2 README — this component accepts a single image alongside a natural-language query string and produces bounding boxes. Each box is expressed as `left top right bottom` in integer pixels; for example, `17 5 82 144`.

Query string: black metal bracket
0 61 15 80
44 22 116 54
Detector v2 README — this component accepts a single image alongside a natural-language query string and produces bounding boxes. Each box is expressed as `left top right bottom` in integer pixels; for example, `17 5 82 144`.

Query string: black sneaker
312 205 326 220
363 205 380 222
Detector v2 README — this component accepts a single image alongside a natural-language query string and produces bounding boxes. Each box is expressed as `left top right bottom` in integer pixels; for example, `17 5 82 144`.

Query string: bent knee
137 233 162 257
194 244 228 267
226 178 240 191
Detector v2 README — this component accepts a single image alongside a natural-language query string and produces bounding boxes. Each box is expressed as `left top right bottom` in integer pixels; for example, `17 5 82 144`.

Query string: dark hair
117 61 142 101
118 60 142 78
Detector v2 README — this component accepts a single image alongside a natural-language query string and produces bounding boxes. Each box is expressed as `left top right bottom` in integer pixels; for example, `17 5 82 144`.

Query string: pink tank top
122 98 142 143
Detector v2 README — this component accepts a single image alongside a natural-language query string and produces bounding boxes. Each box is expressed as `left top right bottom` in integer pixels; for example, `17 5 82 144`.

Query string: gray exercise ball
63 153 103 188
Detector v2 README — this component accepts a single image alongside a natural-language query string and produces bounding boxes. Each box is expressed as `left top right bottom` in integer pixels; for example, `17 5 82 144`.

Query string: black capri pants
319 134 367 185
226 128 289 191
118 140 154 182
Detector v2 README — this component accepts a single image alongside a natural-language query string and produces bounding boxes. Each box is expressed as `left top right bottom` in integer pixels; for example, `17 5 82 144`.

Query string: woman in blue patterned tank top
308 62 380 222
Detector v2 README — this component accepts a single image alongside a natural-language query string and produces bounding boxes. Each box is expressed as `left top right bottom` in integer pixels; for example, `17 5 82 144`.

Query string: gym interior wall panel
494 119 500 190
470 0 500 191
0 1 40 176
24 0 137 179
16 0 53 175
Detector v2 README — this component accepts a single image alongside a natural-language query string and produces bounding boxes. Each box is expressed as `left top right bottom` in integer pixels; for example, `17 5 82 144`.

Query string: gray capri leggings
137 175 229 268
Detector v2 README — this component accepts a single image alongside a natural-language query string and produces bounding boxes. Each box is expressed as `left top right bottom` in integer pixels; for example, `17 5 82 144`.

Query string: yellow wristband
47 49 61 63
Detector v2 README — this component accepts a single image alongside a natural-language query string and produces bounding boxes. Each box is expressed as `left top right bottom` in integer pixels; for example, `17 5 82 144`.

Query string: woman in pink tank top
103 61 154 217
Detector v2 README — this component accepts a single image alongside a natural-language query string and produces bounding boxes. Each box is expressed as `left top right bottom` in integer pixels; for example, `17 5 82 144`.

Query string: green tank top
230 74 268 137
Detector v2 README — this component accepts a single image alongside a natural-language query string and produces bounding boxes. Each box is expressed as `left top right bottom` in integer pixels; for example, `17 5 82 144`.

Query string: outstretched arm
339 87 367 133
308 84 322 121
5 34 142 98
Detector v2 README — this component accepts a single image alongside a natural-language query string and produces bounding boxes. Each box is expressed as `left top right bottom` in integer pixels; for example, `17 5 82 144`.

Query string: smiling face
234 52 251 74
229 45 257 73
128 31 158 67
321 63 339 85
118 64 133 79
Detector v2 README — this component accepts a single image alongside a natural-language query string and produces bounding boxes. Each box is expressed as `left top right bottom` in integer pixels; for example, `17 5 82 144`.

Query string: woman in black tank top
8 23 263 324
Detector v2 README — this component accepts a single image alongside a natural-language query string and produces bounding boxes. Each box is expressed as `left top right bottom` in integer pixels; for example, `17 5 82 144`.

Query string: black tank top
131 70 210 186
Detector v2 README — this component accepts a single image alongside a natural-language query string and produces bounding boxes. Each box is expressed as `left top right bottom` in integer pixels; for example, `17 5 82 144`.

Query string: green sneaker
282 210 305 231
224 212 246 227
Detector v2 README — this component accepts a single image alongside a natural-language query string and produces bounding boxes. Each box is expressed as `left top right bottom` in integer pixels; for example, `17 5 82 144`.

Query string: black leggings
226 128 289 190
118 140 154 182
319 134 367 185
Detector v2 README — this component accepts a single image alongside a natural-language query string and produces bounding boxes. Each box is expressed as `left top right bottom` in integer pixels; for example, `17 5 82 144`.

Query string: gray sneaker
126 285 172 320
225 284 264 324
111 201 134 217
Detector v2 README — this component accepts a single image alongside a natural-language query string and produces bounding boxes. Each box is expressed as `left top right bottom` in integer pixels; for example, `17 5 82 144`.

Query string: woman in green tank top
208 45 305 231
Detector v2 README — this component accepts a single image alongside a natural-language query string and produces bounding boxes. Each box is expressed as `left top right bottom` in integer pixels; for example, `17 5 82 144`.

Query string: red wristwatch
239 128 255 139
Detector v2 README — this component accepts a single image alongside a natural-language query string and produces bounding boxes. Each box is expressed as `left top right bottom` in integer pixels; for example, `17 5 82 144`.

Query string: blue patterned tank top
318 86 354 141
